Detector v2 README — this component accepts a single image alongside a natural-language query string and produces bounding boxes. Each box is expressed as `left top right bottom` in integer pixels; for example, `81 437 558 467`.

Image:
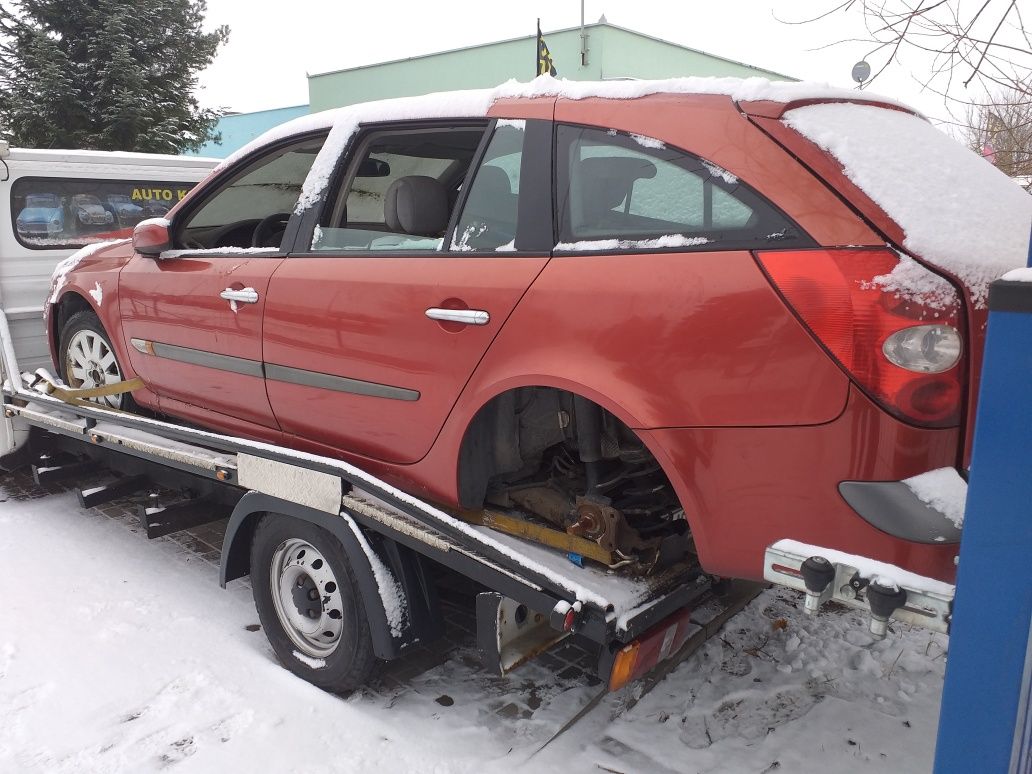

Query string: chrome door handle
425 308 490 326
220 288 259 304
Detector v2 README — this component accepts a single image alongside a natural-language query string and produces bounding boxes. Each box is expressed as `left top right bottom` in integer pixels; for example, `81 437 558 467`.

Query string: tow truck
0 308 957 703
0 305 764 697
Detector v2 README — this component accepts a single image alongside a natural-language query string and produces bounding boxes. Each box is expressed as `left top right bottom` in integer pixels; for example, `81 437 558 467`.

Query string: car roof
221 75 912 172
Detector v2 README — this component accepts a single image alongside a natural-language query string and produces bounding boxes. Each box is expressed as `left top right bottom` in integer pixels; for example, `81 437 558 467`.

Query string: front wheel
250 515 377 691
58 310 134 410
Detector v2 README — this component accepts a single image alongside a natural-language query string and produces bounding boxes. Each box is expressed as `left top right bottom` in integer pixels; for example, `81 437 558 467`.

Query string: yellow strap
46 377 144 403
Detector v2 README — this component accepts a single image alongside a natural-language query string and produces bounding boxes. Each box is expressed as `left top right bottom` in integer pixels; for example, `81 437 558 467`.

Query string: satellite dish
852 60 871 85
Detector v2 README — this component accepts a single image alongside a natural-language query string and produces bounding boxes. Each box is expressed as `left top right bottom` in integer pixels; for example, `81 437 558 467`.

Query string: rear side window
312 125 486 252
451 121 525 251
11 177 200 250
556 125 806 250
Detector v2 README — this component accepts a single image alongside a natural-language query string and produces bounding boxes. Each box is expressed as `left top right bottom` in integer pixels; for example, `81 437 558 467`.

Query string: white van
0 144 217 371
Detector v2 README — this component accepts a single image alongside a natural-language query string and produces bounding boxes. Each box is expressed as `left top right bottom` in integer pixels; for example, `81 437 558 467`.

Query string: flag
536 20 557 77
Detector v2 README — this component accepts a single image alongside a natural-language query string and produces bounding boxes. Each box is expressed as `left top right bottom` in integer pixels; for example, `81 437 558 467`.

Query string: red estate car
45 79 1031 585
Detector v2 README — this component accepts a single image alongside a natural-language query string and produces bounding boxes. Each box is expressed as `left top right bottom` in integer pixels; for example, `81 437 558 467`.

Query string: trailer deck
0 307 728 692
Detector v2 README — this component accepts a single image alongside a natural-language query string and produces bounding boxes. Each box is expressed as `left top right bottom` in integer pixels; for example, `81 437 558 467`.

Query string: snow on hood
784 103 1032 308
218 74 908 216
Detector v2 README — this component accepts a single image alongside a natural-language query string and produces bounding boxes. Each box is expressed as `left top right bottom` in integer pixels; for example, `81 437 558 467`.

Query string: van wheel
250 515 377 692
58 310 135 411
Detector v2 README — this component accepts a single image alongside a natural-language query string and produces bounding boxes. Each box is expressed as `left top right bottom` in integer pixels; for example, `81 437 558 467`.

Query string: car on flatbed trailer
47 77 1032 585
22 76 1032 692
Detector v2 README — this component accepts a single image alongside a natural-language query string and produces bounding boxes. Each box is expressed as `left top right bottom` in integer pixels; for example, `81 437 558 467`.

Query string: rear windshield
782 103 1032 307
11 176 202 250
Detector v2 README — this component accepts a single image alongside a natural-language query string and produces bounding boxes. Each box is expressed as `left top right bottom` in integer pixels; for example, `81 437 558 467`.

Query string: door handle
425 308 490 326
220 287 259 304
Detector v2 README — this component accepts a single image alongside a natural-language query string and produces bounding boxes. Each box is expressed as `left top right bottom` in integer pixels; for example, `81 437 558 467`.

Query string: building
191 21 793 157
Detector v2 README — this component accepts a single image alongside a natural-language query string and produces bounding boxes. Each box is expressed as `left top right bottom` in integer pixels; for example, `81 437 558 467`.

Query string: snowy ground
0 472 947 773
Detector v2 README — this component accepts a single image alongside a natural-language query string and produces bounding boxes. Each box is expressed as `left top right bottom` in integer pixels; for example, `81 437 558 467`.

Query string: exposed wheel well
457 386 690 564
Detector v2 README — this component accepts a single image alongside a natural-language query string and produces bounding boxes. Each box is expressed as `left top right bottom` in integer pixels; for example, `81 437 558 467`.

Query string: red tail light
755 249 964 428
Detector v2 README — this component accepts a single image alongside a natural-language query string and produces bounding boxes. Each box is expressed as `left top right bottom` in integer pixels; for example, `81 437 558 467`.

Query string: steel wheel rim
64 329 122 409
270 538 345 658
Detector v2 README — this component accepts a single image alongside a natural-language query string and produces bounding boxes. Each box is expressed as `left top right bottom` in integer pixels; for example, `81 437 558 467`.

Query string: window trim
9 175 199 252
552 122 814 255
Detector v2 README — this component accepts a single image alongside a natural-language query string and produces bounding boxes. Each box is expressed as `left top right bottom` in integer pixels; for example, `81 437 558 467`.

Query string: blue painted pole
933 223 1032 773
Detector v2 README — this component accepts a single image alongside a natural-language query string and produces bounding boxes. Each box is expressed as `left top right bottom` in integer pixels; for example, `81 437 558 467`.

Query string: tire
250 514 377 692
58 309 136 411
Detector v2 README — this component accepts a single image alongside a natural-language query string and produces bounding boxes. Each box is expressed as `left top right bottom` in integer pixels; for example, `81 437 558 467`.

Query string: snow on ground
0 477 947 773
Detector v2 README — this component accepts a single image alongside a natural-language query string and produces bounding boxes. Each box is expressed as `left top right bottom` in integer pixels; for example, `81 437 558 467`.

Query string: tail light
755 249 964 428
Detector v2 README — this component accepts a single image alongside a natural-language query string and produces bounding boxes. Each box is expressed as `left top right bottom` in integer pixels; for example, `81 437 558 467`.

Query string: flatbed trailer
0 309 734 694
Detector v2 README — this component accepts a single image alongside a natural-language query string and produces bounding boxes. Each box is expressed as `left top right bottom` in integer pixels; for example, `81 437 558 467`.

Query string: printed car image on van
45 80 1032 585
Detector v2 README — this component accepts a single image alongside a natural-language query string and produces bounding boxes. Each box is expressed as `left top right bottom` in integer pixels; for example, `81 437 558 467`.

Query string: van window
312 125 486 252
555 125 805 249
10 177 198 250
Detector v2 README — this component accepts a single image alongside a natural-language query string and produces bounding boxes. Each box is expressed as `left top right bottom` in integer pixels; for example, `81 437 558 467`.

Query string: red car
45 80 1031 586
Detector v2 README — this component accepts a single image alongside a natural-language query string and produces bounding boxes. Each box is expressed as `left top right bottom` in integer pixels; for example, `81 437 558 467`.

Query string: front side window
311 125 486 252
11 177 199 250
176 134 325 251
556 125 804 249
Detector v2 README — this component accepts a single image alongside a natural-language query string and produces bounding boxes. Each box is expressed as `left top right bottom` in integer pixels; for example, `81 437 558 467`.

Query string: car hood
76 204 106 216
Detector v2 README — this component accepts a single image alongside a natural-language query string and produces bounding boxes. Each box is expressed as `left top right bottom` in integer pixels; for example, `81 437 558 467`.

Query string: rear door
263 119 552 463
119 135 325 429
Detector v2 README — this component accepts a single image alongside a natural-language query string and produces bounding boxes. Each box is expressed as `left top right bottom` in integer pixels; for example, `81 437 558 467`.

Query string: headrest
578 156 657 213
384 175 449 236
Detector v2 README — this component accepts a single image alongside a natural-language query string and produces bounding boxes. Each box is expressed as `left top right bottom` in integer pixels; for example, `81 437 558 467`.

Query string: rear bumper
640 386 961 584
839 478 962 544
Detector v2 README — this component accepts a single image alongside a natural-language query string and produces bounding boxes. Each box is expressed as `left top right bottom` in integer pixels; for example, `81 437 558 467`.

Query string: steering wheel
251 212 291 248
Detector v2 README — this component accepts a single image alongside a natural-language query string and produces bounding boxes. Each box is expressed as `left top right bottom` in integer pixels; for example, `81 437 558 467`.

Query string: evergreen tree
0 0 228 152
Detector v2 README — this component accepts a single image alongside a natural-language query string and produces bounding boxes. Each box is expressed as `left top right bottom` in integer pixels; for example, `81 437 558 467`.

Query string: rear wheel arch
454 382 705 550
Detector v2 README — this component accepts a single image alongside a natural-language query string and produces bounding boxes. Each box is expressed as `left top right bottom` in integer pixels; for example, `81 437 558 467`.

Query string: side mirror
132 217 172 257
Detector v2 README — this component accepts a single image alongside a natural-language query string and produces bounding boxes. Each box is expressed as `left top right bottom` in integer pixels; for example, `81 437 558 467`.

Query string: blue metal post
933 222 1032 773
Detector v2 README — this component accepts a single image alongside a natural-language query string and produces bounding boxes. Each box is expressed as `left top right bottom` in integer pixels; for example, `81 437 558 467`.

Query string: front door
118 134 326 429
263 120 549 463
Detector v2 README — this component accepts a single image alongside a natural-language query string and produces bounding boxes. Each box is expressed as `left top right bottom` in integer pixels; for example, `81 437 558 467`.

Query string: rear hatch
742 98 1032 465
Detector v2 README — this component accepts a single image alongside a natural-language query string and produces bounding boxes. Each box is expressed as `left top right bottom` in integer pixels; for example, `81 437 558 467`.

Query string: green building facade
194 23 792 157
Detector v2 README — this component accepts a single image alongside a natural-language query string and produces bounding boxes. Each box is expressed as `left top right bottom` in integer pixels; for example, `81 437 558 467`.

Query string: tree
0 0 228 153
785 1 1031 102
962 89 1032 190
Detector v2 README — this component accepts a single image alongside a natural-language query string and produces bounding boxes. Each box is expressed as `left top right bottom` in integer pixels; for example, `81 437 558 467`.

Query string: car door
119 134 325 429
263 119 553 464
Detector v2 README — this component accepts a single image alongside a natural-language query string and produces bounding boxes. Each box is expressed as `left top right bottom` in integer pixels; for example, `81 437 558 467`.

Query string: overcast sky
196 0 1004 130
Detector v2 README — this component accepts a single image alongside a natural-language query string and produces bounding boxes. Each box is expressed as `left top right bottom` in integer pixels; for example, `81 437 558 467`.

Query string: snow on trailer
0 307 733 696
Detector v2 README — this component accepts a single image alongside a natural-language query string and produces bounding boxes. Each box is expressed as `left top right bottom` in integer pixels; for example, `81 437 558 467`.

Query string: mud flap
476 592 569 675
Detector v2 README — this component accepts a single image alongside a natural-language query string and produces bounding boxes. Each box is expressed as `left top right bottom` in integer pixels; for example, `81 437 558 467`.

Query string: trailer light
609 642 641 692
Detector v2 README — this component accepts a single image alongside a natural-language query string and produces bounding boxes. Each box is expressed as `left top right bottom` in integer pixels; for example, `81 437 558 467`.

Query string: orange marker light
608 642 641 692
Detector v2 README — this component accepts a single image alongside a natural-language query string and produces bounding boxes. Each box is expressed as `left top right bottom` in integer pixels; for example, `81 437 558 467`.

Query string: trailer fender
220 491 439 660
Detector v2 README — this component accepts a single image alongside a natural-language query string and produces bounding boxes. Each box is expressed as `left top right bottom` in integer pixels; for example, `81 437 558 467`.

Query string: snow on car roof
218 74 910 214
784 103 1032 307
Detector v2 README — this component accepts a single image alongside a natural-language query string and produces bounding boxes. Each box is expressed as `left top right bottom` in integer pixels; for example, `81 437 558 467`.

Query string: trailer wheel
250 514 377 691
58 310 135 411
